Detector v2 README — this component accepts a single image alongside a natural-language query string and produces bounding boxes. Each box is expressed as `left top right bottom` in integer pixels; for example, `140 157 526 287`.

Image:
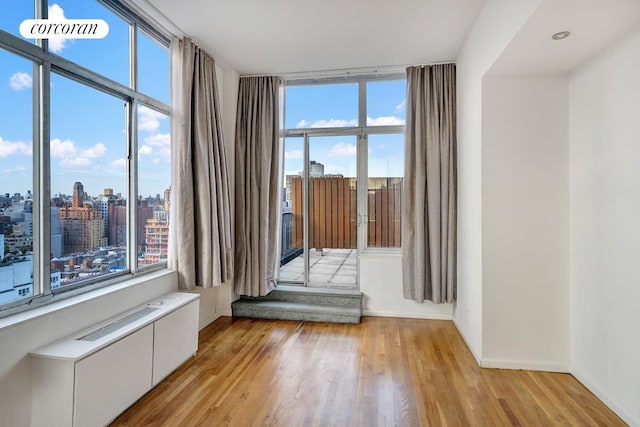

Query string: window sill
0 269 175 333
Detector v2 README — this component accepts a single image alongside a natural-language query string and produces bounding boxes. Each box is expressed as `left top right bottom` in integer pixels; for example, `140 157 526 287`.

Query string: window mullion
357 134 368 251
130 22 137 91
357 80 368 251
303 133 310 287
128 99 138 273
37 60 52 295
128 22 138 273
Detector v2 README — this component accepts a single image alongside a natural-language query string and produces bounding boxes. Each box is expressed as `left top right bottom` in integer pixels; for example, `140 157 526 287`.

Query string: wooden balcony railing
288 176 402 249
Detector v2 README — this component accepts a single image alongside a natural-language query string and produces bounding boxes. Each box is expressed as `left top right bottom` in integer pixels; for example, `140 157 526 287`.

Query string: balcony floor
278 248 357 288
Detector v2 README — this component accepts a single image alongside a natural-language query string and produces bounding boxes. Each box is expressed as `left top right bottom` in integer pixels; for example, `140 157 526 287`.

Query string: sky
1 2 404 199
284 80 406 182
0 1 170 199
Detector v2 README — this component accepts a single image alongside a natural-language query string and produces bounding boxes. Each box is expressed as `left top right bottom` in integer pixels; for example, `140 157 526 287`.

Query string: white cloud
47 4 70 53
139 145 153 155
138 106 167 133
81 143 106 158
144 133 169 147
50 138 77 158
50 138 107 168
295 116 404 128
395 100 406 113
9 72 32 91
143 133 170 161
296 118 358 128
329 142 357 157
366 116 405 126
285 150 302 160
3 165 29 175
61 157 90 167
111 158 127 168
0 137 32 157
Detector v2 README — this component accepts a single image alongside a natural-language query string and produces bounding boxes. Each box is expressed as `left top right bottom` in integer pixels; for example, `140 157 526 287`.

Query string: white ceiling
489 0 640 76
145 0 484 75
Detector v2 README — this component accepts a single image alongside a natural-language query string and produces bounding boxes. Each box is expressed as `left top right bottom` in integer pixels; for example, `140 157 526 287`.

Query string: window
280 76 405 287
0 1 171 316
285 83 358 129
137 30 170 104
366 80 405 248
366 80 406 126
0 2 32 39
367 134 403 248
0 48 35 307
46 1 130 85
50 74 127 283
137 105 170 268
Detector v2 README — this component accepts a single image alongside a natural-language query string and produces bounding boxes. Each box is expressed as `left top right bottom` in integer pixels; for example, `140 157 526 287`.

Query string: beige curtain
234 76 282 296
168 37 233 290
402 64 457 304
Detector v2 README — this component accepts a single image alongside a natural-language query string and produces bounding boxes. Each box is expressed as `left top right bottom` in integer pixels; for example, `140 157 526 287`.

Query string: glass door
279 134 359 289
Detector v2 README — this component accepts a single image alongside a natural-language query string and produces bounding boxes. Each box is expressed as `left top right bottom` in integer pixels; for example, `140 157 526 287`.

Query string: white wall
455 0 541 361
569 28 640 427
0 270 177 427
360 254 453 319
192 64 240 329
481 76 570 371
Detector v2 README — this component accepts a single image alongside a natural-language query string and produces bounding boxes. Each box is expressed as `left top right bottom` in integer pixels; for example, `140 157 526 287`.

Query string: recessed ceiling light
552 31 571 40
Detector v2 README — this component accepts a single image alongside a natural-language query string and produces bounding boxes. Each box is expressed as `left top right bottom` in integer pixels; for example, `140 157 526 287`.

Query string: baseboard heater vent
77 307 159 342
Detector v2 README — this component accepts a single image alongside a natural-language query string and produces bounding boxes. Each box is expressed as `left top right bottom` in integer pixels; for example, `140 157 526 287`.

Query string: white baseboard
452 316 482 365
571 370 639 427
363 310 452 320
218 308 232 317
480 358 570 373
198 312 222 331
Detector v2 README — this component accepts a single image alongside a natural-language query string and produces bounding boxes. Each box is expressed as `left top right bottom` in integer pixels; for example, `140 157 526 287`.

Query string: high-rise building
50 207 63 258
137 199 154 251
107 200 127 247
142 210 169 265
60 182 107 254
309 160 324 177
164 187 171 212
97 188 119 241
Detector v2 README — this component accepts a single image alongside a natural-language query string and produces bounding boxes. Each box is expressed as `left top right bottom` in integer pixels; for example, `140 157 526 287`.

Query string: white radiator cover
30 292 199 427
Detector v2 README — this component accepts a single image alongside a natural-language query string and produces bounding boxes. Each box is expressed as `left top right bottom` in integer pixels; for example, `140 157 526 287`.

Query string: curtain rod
241 60 456 79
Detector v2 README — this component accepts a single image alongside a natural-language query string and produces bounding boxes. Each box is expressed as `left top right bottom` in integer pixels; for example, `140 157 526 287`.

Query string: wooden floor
112 317 624 427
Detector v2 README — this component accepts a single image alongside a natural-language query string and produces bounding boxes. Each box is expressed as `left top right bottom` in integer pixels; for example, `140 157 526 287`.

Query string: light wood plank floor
111 317 625 426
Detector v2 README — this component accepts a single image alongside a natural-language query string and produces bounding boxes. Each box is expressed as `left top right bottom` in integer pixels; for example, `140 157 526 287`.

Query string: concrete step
232 300 361 324
260 285 362 307
231 285 362 324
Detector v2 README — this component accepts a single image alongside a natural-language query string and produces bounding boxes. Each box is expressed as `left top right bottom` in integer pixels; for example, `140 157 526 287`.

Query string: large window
0 1 170 314
280 76 405 288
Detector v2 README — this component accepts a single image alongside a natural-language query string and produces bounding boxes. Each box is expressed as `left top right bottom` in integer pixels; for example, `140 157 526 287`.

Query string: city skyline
0 179 171 305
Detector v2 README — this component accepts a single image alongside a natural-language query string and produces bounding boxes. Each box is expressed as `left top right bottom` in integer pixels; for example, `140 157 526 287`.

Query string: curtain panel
234 76 283 297
168 37 233 290
402 64 457 304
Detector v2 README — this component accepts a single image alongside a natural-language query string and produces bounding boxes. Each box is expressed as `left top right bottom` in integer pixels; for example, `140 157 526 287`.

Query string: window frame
0 0 171 318
283 74 405 255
